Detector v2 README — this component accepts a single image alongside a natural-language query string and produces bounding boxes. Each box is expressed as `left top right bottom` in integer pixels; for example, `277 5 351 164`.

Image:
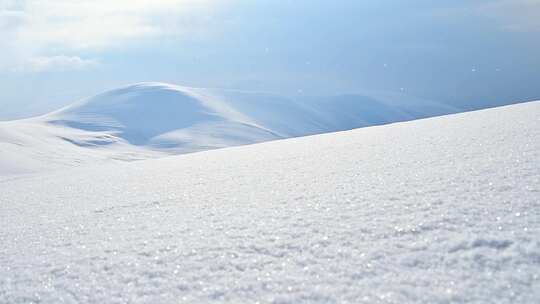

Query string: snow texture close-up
1 101 539 303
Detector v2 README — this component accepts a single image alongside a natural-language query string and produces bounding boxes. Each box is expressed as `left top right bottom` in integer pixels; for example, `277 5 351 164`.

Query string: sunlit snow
1 101 538 303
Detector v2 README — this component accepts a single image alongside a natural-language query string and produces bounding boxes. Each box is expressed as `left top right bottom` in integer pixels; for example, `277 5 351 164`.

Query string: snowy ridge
0 82 456 176
1 101 539 303
43 83 279 147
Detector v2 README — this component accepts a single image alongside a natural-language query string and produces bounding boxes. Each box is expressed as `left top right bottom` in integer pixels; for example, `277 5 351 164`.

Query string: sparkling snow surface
1 102 539 303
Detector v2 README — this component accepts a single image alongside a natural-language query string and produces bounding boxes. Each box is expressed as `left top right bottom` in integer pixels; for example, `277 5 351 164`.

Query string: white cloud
18 56 99 73
0 0 222 72
16 0 219 49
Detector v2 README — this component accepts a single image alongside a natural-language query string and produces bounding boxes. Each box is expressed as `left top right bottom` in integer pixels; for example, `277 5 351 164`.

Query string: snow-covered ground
0 82 456 176
1 101 538 303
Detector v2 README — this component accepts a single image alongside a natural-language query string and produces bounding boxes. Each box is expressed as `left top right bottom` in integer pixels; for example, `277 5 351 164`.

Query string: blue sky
1 0 540 120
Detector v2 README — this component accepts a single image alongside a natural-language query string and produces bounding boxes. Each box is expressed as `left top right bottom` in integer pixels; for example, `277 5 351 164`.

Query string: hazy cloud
433 0 540 32
0 0 221 71
481 0 540 31
0 9 23 30
16 0 218 49
17 56 99 73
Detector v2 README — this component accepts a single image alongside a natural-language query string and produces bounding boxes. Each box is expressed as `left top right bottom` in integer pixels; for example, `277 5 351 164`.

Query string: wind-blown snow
1 101 538 303
0 82 456 176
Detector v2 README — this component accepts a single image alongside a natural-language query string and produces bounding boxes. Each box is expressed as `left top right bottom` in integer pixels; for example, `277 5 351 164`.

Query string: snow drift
1 101 538 303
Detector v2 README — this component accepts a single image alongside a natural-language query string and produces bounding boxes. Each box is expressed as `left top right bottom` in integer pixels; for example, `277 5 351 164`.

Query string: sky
1 0 540 120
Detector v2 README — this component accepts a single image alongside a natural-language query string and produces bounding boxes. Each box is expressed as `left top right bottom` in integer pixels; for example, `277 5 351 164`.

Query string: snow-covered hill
0 82 455 176
1 101 538 303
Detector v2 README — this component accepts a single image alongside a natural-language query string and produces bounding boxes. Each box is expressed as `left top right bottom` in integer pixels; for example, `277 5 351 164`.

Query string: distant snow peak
0 82 457 175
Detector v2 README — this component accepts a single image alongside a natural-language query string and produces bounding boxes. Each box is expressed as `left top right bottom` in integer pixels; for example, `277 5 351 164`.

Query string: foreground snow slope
1 101 539 303
0 82 455 176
